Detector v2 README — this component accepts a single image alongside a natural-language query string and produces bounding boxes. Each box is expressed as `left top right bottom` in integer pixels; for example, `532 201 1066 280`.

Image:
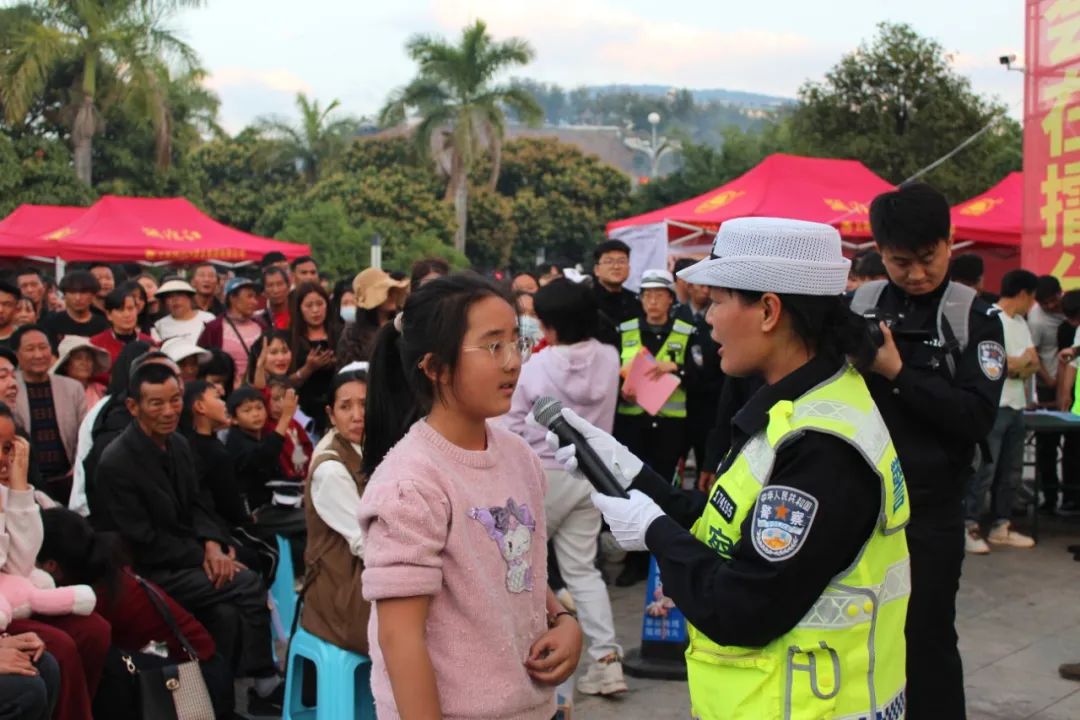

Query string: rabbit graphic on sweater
469 498 536 593
0 570 96 630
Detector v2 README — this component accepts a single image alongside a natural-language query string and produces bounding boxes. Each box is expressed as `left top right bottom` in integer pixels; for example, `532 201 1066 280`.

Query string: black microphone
532 396 629 498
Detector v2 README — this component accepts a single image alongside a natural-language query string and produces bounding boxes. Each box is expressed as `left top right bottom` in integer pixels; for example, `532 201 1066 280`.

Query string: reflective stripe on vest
686 365 910 720
1072 367 1080 416
618 318 693 418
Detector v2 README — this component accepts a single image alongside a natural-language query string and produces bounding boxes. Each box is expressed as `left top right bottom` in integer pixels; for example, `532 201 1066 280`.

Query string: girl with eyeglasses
358 273 581 719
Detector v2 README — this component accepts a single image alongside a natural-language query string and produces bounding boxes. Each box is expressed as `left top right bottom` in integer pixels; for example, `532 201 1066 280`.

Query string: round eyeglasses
463 336 535 368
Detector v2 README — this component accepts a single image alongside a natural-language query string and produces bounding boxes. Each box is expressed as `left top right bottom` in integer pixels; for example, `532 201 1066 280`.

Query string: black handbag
123 575 216 720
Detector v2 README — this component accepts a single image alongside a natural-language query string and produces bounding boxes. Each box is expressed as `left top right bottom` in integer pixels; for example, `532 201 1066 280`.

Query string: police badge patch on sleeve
977 341 1006 381
751 486 819 562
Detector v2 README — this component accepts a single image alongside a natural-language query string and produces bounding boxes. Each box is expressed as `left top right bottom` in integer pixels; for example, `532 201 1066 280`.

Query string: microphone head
532 396 564 429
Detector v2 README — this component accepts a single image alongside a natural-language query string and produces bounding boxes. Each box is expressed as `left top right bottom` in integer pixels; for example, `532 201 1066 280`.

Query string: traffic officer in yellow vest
612 268 702 586
545 217 912 719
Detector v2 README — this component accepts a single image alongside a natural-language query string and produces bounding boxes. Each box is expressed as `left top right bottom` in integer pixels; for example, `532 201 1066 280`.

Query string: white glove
536 408 643 489
591 490 665 552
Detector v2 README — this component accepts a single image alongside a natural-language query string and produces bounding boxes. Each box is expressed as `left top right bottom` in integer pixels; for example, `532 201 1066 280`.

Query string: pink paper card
625 349 681 416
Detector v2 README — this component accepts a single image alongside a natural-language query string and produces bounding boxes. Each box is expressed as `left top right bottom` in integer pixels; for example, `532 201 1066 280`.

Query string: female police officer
546 217 911 719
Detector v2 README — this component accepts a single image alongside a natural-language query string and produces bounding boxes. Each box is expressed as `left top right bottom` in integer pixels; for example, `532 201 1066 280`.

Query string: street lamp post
624 111 680 180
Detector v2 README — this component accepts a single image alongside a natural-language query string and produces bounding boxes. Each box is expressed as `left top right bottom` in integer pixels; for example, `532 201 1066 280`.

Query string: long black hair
362 273 510 475
38 507 127 608
727 290 877 371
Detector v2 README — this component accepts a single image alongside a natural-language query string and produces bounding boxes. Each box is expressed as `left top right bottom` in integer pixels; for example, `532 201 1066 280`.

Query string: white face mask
519 315 543 342
339 305 357 323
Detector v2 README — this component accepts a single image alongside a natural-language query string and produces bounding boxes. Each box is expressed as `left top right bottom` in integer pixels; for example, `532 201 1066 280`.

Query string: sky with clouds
172 0 1026 133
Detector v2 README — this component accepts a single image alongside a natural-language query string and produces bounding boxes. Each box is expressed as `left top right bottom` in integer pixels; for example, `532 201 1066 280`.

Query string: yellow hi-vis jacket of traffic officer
617 317 694 418
688 365 910 720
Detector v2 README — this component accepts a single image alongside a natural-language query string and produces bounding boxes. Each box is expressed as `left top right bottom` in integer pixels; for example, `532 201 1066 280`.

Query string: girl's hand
282 388 300 418
0 647 36 676
8 437 30 491
257 342 268 368
525 616 582 685
0 632 45 661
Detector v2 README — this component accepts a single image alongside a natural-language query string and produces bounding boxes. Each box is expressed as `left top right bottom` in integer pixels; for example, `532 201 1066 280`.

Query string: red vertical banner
1024 0 1080 287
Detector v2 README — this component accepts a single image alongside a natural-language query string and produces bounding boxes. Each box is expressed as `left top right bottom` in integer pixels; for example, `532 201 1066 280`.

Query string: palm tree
0 0 204 185
257 93 361 185
381 19 543 253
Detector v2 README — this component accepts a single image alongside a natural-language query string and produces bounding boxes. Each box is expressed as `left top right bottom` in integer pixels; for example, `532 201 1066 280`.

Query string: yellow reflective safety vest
687 365 910 720
618 317 694 418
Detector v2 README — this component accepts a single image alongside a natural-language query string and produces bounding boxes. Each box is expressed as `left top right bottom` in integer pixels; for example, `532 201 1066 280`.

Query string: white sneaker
577 654 628 696
555 588 577 615
987 522 1036 548
965 525 990 554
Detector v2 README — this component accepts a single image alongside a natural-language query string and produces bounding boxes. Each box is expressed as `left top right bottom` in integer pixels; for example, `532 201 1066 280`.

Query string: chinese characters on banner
1024 0 1080 287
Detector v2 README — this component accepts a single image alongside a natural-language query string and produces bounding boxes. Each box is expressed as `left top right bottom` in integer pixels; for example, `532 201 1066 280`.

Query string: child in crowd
225 384 306 573
265 376 313 487
182 381 278 583
301 368 369 654
358 274 581 719
198 349 236 400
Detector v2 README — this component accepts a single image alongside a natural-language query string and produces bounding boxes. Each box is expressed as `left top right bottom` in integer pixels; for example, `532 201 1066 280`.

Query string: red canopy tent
950 172 1022 292
0 205 88 258
606 154 895 288
34 195 310 264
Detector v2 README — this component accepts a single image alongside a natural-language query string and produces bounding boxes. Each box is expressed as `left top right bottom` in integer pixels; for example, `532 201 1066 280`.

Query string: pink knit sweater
359 419 554 720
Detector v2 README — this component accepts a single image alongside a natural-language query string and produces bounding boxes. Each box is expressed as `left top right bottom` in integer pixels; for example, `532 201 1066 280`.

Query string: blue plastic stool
270 535 298 634
283 627 375 720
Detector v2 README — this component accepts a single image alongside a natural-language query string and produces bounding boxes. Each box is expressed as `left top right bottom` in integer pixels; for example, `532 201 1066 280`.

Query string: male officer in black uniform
854 183 1006 718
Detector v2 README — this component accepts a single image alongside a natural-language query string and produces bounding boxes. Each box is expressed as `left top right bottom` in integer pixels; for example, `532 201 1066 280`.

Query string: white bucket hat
155 279 197 297
51 336 111 377
161 337 211 365
677 217 850 296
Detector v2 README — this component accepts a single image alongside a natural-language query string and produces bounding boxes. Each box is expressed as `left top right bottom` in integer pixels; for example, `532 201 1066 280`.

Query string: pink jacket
502 338 621 469
359 420 554 720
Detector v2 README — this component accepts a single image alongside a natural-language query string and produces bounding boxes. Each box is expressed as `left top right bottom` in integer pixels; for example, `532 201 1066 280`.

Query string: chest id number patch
977 341 1005 382
751 485 819 562
709 485 737 523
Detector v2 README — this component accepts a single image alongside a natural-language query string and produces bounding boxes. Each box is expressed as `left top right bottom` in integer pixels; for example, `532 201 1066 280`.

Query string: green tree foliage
381 19 543 253
274 201 370 278
468 137 633 269
188 130 302 233
788 22 1021 203
0 131 96 216
257 93 363 185
0 0 206 185
387 233 468 274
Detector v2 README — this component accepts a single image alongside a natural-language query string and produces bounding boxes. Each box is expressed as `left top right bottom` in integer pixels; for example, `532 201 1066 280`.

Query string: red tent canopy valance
607 153 896 246
0 196 309 264
950 172 1022 247
43 196 309 263
0 205 88 258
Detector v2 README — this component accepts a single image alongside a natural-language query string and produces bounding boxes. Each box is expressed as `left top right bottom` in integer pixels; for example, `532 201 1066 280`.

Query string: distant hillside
582 84 793 108
507 79 790 150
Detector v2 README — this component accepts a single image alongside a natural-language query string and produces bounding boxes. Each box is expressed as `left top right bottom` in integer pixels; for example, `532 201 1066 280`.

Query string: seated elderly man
93 362 284 713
